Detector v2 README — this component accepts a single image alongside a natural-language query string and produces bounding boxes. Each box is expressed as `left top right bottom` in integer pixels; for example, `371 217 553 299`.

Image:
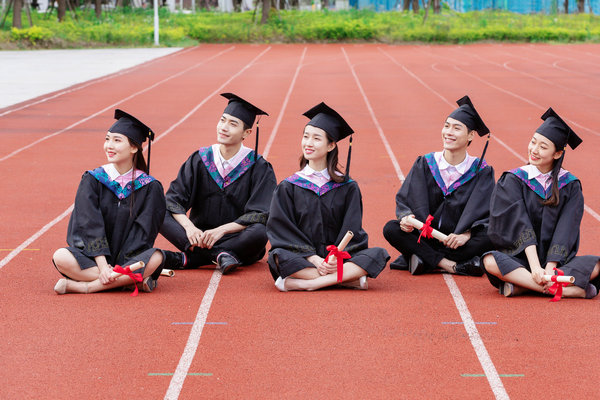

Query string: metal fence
444 0 598 13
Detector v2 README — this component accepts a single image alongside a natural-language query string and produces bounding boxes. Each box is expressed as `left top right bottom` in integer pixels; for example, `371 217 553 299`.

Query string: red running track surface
1 44 599 399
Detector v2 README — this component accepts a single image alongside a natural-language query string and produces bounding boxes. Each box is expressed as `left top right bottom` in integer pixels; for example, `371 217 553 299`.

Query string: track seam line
0 47 196 118
379 46 600 224
375 46 509 400
0 46 236 163
162 46 273 400
341 47 405 182
0 46 269 273
263 47 307 157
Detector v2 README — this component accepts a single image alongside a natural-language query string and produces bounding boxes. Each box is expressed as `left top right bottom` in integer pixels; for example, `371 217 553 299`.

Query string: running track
1 44 599 399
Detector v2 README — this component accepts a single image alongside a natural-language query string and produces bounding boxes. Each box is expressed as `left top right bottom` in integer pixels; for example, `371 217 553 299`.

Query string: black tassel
345 135 353 180
476 132 490 172
147 136 152 174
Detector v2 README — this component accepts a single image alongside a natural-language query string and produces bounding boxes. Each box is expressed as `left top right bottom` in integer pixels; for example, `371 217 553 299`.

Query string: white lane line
376 46 509 400
342 47 405 182
0 46 235 163
443 275 509 400
263 47 307 157
162 46 273 400
0 205 74 270
0 47 195 118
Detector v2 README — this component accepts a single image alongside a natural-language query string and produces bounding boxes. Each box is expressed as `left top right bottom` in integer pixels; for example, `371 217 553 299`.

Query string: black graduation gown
486 168 599 289
267 175 389 280
383 153 495 267
162 146 277 262
65 167 166 275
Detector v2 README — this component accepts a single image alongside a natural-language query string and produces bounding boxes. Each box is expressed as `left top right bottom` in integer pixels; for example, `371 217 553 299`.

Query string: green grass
2 8 600 48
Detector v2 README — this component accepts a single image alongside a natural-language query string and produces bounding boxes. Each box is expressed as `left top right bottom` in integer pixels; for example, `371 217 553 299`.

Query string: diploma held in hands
405 216 448 242
110 261 145 297
325 231 353 282
542 275 574 283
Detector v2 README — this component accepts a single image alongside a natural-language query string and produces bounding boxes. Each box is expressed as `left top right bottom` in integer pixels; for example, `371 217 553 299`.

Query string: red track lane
1 44 600 400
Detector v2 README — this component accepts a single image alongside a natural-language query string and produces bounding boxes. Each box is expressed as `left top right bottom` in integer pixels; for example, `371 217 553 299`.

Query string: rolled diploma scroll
328 231 354 264
109 261 145 279
542 275 574 283
405 216 448 242
160 269 175 277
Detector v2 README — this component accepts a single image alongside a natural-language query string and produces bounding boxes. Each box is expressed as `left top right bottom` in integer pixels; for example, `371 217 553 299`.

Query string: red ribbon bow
547 268 567 302
325 245 351 282
113 265 143 297
417 215 434 243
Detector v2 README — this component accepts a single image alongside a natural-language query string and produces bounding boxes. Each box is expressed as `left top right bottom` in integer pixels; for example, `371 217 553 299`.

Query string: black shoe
390 255 409 270
163 250 185 270
217 252 240 275
454 256 484 277
409 254 426 275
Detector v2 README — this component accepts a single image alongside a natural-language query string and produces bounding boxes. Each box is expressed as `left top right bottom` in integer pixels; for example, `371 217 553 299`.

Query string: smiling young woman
52 110 167 295
483 108 600 299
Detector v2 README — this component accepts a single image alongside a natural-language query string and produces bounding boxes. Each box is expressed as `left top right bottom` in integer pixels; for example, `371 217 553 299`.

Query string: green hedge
2 8 600 48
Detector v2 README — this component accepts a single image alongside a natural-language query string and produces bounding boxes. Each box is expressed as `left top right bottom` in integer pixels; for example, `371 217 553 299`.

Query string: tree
577 0 584 12
58 0 66 21
12 0 22 28
95 0 102 18
433 0 440 13
402 0 419 12
564 0 568 13
260 0 269 24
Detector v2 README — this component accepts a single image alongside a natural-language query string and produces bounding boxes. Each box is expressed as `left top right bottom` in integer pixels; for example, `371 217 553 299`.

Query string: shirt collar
103 163 133 181
213 144 250 164
522 164 551 180
435 151 473 174
301 165 331 180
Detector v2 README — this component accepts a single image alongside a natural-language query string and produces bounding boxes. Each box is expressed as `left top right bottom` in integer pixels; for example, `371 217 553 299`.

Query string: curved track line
452 64 600 138
342 47 405 182
379 47 600 225
263 47 307 157
372 46 508 400
0 46 235 163
0 47 195 118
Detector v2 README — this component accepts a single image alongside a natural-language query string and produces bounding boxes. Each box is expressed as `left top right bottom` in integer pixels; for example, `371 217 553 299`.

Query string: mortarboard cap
303 102 354 143
536 107 582 150
221 93 268 128
109 109 155 146
448 95 489 137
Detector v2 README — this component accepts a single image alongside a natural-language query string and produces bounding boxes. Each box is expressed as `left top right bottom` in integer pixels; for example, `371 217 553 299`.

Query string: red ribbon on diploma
113 265 143 297
325 245 351 282
547 268 568 302
417 215 434 243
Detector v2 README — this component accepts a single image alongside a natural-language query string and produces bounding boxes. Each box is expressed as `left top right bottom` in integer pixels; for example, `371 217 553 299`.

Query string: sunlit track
0 46 235 163
0 47 196 118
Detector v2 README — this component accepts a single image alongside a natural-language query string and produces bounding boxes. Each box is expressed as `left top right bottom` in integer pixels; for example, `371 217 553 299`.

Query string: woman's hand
98 265 113 285
400 215 416 233
531 266 545 286
444 231 471 249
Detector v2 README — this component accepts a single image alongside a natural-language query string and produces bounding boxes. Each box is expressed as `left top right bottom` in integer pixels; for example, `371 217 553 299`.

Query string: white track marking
342 47 405 182
0 47 235 163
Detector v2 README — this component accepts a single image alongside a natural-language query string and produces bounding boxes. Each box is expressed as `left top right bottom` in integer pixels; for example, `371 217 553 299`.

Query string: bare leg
53 248 100 282
289 267 321 280
483 254 543 295
438 258 456 273
284 262 367 291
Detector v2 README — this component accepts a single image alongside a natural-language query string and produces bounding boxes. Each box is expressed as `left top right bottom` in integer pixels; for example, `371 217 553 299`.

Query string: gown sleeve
546 180 584 265
454 165 495 234
119 180 167 260
235 158 277 226
395 157 431 221
487 172 537 255
66 173 111 258
337 182 369 254
266 182 317 257
165 153 196 215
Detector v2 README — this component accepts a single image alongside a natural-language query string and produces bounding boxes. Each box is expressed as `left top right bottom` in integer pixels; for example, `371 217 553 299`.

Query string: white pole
153 0 159 46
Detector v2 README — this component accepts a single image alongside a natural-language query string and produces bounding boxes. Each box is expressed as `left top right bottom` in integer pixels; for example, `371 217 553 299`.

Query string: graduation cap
303 102 354 178
220 93 269 162
447 95 491 171
109 109 155 173
536 107 582 151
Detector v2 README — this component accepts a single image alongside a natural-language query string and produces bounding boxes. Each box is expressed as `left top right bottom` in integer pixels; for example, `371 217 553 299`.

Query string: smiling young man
160 93 277 274
382 95 495 276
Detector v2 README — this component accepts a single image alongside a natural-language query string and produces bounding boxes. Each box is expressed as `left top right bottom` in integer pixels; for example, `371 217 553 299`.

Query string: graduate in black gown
483 108 600 299
267 102 389 291
160 93 277 274
52 110 167 295
383 95 495 276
